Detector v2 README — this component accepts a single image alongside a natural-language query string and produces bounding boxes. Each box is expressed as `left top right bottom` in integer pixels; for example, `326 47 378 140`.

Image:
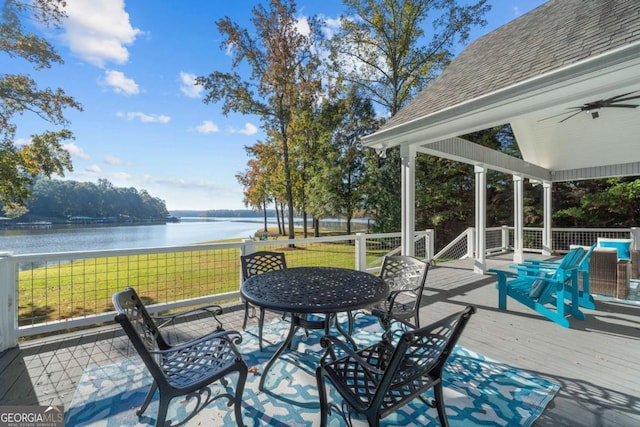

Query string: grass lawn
17 228 393 326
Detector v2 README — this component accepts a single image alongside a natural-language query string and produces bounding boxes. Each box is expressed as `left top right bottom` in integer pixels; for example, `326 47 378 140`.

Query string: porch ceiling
511 66 640 172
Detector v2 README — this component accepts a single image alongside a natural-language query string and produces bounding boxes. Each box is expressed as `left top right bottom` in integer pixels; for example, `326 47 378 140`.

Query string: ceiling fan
539 91 640 123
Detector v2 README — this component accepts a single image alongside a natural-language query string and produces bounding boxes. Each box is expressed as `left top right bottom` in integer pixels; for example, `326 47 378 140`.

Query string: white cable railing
0 231 433 351
432 226 639 261
1 226 635 352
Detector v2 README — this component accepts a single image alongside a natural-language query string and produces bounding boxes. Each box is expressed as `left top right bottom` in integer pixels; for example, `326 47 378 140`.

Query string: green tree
415 155 473 243
28 178 65 217
329 0 490 232
1 0 82 208
288 76 327 237
197 0 323 240
236 142 275 232
322 87 379 234
22 178 168 220
555 178 640 227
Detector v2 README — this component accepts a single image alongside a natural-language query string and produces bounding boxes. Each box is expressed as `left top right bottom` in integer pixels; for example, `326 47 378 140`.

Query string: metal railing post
467 227 475 258
355 233 366 271
501 225 510 251
426 229 435 262
0 253 17 352
631 227 640 250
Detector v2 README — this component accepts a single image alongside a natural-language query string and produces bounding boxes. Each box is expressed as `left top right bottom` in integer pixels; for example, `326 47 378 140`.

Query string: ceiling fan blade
604 91 640 102
608 96 640 104
604 104 639 108
538 108 581 122
559 110 583 123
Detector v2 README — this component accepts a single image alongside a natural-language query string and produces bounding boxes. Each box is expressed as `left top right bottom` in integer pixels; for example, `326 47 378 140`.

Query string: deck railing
432 226 639 261
2 226 638 352
0 231 434 351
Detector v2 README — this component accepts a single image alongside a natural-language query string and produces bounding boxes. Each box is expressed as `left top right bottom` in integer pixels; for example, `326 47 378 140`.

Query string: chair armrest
632 250 640 280
386 288 418 309
371 308 417 336
151 329 244 359
488 268 517 279
153 304 223 331
521 259 560 267
509 264 579 276
490 268 565 292
616 259 630 299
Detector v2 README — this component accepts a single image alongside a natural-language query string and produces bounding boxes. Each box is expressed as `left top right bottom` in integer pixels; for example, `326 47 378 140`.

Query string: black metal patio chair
240 250 287 350
374 255 430 327
113 287 247 427
316 305 476 427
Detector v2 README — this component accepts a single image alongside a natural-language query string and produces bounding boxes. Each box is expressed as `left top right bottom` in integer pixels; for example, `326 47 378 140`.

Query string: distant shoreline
170 209 277 218
0 211 372 233
169 209 372 220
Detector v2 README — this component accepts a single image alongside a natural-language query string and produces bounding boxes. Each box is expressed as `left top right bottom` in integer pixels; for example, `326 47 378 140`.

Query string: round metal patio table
241 266 389 390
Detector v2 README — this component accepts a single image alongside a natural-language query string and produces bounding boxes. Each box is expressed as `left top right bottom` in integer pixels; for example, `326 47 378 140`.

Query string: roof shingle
378 0 640 132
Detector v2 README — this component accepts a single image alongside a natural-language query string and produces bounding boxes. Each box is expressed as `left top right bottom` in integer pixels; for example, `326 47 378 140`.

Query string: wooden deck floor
1 254 639 426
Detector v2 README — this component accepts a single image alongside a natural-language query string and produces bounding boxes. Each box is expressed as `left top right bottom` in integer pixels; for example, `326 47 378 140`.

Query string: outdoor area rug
65 314 559 426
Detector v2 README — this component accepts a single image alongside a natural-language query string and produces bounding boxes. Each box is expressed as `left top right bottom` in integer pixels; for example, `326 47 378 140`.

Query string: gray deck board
1 254 639 426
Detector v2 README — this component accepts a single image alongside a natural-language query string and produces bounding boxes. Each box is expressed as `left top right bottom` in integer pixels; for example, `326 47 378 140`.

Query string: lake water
0 217 371 255
0 218 270 255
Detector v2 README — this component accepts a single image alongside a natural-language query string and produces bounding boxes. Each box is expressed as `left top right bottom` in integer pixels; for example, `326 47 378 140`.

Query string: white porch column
542 181 552 255
401 145 416 256
474 166 486 274
513 175 524 263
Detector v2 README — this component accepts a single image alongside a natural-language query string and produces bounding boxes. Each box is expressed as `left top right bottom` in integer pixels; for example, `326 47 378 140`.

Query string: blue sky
7 0 546 211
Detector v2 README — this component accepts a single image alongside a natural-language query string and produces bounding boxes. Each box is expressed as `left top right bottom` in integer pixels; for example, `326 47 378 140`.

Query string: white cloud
13 138 31 147
195 120 220 134
61 0 142 67
322 16 342 39
101 70 140 95
112 171 133 180
104 155 123 165
116 111 170 123
295 16 311 36
179 72 204 98
85 164 101 173
225 41 236 56
233 123 259 136
62 142 90 160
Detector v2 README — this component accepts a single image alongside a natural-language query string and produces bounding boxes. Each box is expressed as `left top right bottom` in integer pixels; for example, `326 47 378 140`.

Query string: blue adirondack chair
519 244 596 309
490 247 586 328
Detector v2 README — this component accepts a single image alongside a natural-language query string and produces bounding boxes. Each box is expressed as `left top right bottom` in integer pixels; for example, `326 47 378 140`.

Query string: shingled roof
376 0 640 133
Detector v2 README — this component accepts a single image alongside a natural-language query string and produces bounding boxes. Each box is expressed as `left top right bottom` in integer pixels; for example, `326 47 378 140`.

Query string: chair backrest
240 251 287 281
578 243 596 271
379 255 430 295
376 306 476 404
113 287 171 382
555 246 585 272
569 244 596 271
113 287 170 350
534 246 584 286
529 247 585 301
